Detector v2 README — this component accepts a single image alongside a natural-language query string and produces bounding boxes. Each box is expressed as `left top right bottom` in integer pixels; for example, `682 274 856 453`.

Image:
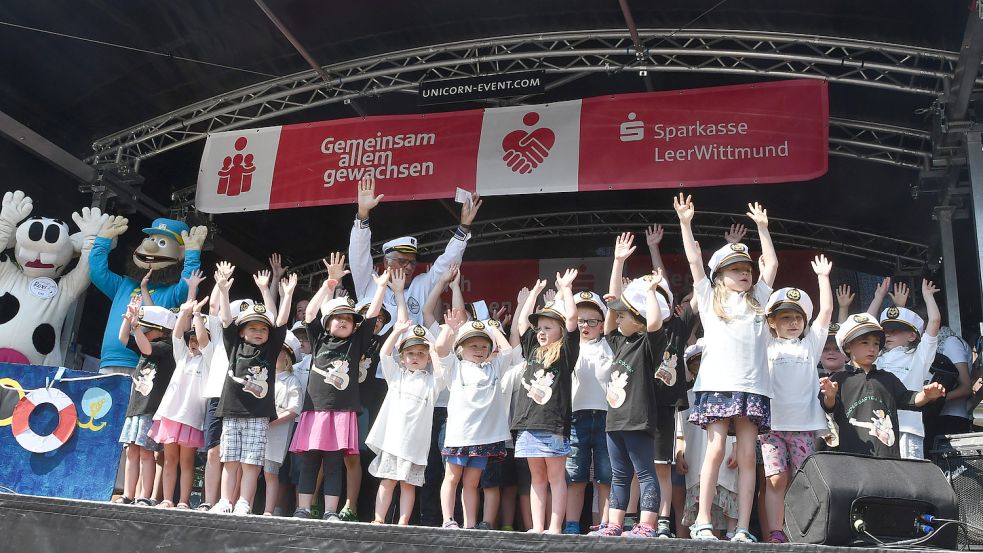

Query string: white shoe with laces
208 499 233 514
232 499 251 516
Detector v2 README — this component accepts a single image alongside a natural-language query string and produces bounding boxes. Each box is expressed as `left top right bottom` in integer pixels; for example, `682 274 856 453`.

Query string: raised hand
443 263 461 288
811 254 833 277
444 307 468 331
184 269 206 290
493 305 511 327
193 296 210 314
644 224 664 247
124 300 140 322
836 284 855 309
322 252 350 282
1 190 33 225
647 267 666 289
614 232 637 261
922 382 946 401
269 253 288 280
724 223 747 244
372 267 392 287
746 202 769 227
178 297 196 314
253 269 272 289
182 226 208 251
98 215 129 239
333 286 349 299
819 377 839 399
392 319 413 335
873 277 891 300
279 273 298 296
673 193 695 224
357 174 384 218
889 281 910 307
622 276 632 288
516 287 531 309
141 269 154 288
922 279 940 297
543 289 557 304
460 193 483 226
72 206 108 237
215 261 235 282
390 268 407 293
530 279 548 295
555 268 578 290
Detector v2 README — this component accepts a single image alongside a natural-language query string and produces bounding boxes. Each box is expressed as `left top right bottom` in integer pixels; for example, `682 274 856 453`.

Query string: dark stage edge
0 493 941 553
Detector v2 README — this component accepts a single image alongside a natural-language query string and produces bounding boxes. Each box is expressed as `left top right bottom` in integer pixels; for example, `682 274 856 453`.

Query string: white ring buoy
11 388 78 453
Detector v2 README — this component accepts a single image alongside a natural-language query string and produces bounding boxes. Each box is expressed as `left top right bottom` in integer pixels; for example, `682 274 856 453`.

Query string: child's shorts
220 417 269 466
653 406 677 464
566 409 611 484
481 449 519 489
264 460 282 475
442 441 506 471
200 397 222 452
759 430 816 477
514 430 571 458
119 414 161 451
687 391 771 433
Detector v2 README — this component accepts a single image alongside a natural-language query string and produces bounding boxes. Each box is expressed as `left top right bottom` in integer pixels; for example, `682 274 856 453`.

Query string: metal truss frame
87 29 961 169
289 210 928 289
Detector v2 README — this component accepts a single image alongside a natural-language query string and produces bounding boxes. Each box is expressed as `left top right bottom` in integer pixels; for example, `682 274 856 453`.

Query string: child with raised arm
209 267 295 515
150 270 212 509
115 302 178 506
867 278 943 459
674 193 778 543
758 255 834 543
511 269 580 534
367 315 448 525
289 253 388 521
821 314 945 458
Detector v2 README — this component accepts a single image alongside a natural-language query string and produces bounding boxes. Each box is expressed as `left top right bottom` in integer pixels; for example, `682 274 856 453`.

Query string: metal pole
965 132 983 321
934 205 961 335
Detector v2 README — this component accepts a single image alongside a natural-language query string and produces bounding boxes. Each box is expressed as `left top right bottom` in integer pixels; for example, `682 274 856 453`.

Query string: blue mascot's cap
143 218 190 245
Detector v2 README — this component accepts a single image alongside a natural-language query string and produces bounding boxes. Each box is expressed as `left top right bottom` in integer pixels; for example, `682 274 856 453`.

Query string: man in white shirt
349 175 482 331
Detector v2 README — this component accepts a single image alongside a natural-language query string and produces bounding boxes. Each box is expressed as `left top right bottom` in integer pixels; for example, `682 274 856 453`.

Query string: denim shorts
565 410 611 483
514 429 571 458
446 455 489 469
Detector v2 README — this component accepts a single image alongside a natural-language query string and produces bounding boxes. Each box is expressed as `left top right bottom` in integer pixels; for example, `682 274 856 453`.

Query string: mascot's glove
98 215 129 239
1 190 33 226
182 226 208 251
72 207 109 251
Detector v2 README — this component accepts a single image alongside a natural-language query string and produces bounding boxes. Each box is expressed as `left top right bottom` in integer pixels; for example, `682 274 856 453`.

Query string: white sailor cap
320 297 362 326
282 330 302 361
766 287 814 321
455 318 500 349
835 313 884 352
137 305 178 331
399 324 436 351
356 299 392 327
383 236 418 255
465 300 490 321
879 306 924 335
529 299 568 328
708 242 753 277
236 303 272 327
684 339 705 363
607 275 673 323
575 290 608 317
230 298 255 315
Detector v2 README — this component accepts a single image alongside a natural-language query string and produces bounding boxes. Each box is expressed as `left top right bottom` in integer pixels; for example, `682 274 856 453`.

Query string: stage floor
0 493 945 553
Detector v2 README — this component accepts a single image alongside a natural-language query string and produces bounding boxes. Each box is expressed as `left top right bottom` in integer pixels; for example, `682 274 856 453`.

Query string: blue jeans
607 430 660 513
566 410 612 484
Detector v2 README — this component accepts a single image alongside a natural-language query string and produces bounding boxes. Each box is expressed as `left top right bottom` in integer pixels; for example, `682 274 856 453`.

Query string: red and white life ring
11 388 77 453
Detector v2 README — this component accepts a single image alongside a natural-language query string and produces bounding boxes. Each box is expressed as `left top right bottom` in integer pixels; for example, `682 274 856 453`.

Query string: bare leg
375 479 396 523
461 467 482 528
519 490 533 530
153 451 164 501
596 483 610 524
161 443 179 505
440 462 464 523
499 485 517 529
139 447 156 500
239 464 262 507
756 464 770 535
565 482 586 527
264 472 279 515
765 471 789 534
482 486 500 528
178 446 195 506
398 482 416 526
221 461 241 503
733 417 759 531
204 447 222 506
544 457 568 534
695 420 729 526
343 454 361 514
671 477 688 537
123 445 140 499
656 464 672 519
526 458 548 533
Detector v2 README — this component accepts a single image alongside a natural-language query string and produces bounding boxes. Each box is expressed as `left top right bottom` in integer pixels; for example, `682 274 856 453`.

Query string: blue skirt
687 391 771 433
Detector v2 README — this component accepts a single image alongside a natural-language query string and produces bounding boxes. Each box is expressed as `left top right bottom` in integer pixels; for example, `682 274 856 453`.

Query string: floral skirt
687 391 771 433
441 440 508 460
681 484 739 530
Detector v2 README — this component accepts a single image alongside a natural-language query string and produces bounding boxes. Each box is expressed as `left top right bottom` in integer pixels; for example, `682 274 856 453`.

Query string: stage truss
286 210 929 290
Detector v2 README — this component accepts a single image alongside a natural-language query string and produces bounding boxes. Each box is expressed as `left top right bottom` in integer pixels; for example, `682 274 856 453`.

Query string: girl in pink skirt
289 253 390 520
149 272 215 508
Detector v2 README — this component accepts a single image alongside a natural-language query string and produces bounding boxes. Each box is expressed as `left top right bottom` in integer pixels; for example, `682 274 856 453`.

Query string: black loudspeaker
785 451 959 548
931 433 983 550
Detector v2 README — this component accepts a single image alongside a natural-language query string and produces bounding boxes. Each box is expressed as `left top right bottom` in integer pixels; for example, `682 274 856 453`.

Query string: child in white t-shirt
758 256 834 543
366 320 449 525
675 194 778 543
263 331 303 516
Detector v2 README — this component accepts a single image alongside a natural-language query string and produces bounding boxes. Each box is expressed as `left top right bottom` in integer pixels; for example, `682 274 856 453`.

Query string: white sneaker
208 499 233 514
232 499 251 516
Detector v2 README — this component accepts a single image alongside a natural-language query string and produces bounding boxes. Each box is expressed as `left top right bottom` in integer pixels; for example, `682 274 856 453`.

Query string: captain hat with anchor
879 305 924 335
607 274 673 323
281 330 302 362
399 324 436 351
142 218 190 245
137 305 178 331
575 290 608 317
766 287 814 321
236 302 272 327
320 296 363 326
835 313 884 352
382 236 418 255
708 242 753 277
455 319 501 349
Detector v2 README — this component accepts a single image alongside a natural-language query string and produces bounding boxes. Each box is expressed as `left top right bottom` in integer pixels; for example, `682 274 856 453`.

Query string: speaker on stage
931 433 983 550
785 451 958 548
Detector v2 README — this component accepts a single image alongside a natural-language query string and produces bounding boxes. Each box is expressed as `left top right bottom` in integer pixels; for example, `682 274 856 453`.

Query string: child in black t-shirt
820 313 945 459
288 253 389 521
510 268 580 534
115 301 178 506
208 266 296 515
590 236 671 538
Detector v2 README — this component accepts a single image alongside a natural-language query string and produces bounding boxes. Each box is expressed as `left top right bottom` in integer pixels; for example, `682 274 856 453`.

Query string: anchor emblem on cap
886 306 900 319
787 289 801 301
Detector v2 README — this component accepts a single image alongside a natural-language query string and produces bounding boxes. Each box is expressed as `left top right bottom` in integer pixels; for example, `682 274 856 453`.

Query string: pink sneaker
588 524 623 536
625 523 658 538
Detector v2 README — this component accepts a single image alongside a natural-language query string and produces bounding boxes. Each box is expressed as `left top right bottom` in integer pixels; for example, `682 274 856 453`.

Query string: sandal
157 500 174 509
112 496 133 505
731 528 758 543
690 523 718 541
134 497 158 507
196 503 212 512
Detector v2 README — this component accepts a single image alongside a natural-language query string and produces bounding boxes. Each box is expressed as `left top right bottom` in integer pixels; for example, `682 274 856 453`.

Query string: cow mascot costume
89 213 207 373
0 190 108 366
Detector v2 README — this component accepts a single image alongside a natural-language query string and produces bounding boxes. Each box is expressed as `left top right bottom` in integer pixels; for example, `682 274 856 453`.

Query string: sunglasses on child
577 319 603 328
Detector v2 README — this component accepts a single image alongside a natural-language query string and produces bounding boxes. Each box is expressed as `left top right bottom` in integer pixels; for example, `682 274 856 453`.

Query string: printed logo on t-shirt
848 408 895 447
606 370 628 408
227 366 269 399
522 369 554 405
132 364 157 396
312 358 351 390
655 351 678 387
358 356 371 383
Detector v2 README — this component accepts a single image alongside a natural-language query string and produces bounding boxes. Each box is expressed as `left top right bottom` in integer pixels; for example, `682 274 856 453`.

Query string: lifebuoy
11 388 77 453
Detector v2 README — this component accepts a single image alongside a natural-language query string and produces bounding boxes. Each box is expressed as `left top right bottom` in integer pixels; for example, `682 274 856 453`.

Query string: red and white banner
196 80 828 213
